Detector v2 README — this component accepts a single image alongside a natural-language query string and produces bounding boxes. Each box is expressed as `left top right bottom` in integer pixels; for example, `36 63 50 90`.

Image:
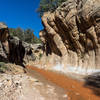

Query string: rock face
0 23 9 62
40 0 100 74
0 23 35 66
8 36 36 66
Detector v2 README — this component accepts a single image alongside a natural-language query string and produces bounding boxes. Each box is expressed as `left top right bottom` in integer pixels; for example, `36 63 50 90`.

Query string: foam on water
52 63 100 75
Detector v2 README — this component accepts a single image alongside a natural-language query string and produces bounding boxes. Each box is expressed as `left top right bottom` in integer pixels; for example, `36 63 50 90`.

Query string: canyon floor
26 66 100 100
0 64 100 100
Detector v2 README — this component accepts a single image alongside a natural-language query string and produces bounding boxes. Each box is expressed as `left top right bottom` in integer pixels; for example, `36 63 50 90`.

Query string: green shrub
37 0 67 16
0 62 8 73
9 28 42 44
39 53 43 59
33 37 42 44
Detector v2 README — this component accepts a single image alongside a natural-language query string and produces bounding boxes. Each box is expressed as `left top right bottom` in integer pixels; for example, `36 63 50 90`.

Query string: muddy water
26 66 100 100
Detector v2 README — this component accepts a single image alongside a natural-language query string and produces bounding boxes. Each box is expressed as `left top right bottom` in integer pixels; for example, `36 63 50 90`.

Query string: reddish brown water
26 66 100 100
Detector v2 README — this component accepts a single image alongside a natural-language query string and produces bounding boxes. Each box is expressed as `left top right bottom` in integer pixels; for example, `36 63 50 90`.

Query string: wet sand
26 66 100 100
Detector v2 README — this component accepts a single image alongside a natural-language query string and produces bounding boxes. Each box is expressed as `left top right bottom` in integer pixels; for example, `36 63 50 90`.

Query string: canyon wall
0 23 37 66
39 0 100 74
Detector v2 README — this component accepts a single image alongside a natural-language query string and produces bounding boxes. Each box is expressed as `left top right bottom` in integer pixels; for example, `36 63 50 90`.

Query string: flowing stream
26 66 100 100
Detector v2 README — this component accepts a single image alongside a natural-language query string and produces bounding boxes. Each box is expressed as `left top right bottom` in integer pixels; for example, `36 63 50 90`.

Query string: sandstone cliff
39 0 100 74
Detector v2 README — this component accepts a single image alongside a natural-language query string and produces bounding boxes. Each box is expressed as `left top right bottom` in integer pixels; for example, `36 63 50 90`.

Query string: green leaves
37 0 67 16
24 29 34 43
9 28 42 44
9 27 24 41
0 62 8 73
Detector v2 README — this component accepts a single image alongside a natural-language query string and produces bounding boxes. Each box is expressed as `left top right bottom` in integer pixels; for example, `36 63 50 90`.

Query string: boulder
39 0 100 74
85 72 100 88
8 36 36 66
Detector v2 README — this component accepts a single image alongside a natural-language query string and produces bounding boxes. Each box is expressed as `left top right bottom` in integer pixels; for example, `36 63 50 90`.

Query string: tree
9 27 25 41
9 28 42 44
57 0 67 6
37 0 67 16
15 27 25 41
32 36 42 44
9 28 17 36
24 29 34 43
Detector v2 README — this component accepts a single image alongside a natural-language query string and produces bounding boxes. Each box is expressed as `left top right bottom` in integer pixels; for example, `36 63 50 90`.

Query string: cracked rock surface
39 0 100 74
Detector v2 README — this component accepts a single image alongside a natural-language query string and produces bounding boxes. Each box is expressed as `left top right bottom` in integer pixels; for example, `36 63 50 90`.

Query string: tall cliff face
39 0 100 74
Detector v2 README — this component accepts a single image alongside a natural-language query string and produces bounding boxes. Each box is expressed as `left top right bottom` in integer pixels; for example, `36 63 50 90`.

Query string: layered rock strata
40 0 100 74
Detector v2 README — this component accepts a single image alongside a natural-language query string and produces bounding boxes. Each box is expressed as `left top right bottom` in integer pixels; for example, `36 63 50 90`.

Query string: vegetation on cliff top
9 28 42 44
37 0 67 16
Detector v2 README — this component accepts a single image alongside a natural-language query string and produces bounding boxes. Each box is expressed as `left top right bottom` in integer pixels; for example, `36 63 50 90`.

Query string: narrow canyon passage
26 66 100 100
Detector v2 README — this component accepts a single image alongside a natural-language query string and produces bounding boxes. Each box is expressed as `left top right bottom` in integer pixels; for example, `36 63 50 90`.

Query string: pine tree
15 27 25 41
24 29 33 43
9 28 42 44
37 0 67 16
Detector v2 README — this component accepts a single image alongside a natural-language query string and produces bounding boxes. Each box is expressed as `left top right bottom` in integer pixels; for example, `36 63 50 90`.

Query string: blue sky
0 0 43 37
